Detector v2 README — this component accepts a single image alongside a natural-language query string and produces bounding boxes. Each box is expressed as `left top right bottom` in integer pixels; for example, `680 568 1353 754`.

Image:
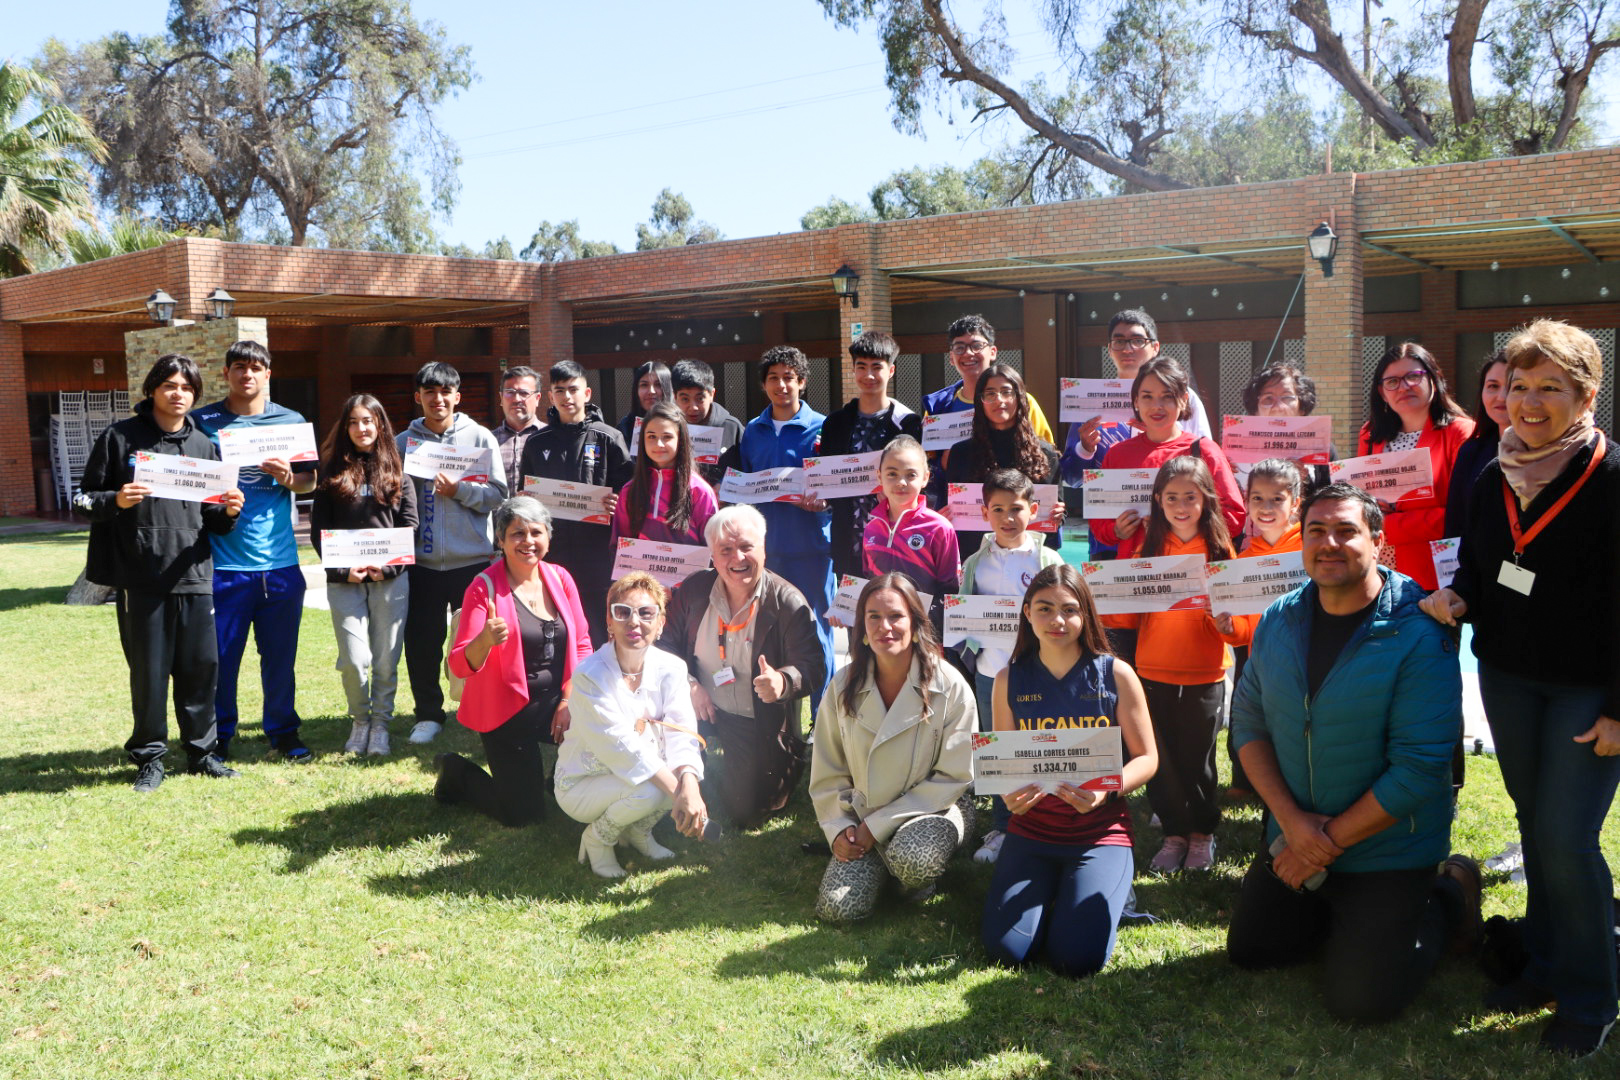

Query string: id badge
1497 560 1536 596
713 665 736 687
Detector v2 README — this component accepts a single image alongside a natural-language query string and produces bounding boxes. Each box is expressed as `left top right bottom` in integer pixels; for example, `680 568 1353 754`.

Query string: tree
800 196 875 230
520 219 621 262
819 0 1617 195
0 61 105 276
39 0 473 248
634 189 722 250
800 158 1040 228
64 214 183 264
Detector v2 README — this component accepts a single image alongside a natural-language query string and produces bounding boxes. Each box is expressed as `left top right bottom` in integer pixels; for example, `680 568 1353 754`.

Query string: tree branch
1445 0 1487 127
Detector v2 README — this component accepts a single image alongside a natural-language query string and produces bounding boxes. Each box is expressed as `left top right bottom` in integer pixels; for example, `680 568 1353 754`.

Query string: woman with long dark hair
982 564 1156 975
809 573 976 921
1444 350 1510 538
310 394 418 756
1359 342 1473 589
934 362 1065 558
616 360 673 448
610 401 717 547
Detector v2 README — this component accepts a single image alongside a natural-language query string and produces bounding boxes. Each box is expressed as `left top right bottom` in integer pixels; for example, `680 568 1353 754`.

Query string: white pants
556 773 671 841
326 575 409 724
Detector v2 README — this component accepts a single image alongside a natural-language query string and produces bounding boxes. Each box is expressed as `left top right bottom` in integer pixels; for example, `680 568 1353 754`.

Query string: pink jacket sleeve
689 476 719 542
553 564 595 670
609 481 633 546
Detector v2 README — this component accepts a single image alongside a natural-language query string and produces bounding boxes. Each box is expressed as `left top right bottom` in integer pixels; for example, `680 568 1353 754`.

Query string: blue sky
10 2 1618 253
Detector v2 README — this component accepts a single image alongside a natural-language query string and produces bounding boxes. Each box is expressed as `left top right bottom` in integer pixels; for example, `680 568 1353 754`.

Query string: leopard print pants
815 794 975 922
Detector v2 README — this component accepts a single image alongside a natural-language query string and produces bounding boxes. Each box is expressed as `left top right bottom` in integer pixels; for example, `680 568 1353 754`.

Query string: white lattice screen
895 353 923 413
1362 336 1389 401
1283 339 1305 365
804 357 834 416
721 361 749 418
1219 341 1254 419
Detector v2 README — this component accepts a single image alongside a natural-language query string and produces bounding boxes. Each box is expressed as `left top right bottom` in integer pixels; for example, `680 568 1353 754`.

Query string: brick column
1418 271 1460 385
0 321 32 515
528 298 574 372
1021 291 1060 428
833 228 891 404
1304 210 1365 454
318 325 351 433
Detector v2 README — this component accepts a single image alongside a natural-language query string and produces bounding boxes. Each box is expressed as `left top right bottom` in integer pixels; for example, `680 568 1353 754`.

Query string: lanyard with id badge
1497 432 1606 597
712 600 756 688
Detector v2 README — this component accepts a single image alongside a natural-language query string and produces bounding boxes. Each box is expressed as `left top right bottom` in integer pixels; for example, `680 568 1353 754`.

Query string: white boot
343 721 369 754
366 719 391 757
622 815 676 860
578 821 627 879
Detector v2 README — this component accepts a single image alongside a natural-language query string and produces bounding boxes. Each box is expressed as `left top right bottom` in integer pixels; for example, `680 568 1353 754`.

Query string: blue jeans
1479 663 1620 1026
973 669 1010 834
214 565 306 746
982 834 1134 976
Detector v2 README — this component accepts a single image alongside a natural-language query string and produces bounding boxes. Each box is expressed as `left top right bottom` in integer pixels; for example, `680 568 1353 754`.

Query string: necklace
623 668 644 691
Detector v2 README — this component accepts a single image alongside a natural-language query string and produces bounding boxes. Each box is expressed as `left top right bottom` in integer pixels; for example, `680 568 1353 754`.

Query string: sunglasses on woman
610 603 659 624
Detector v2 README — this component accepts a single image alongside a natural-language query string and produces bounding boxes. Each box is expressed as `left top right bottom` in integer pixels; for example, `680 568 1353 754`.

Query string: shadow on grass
0 745 133 793
0 584 80 612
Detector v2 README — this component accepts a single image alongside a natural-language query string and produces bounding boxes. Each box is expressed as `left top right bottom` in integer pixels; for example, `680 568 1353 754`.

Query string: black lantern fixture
1307 222 1338 278
204 287 236 321
831 263 860 308
145 289 177 325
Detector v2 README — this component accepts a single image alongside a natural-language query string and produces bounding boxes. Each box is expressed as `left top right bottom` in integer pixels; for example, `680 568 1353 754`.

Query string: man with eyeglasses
922 314 1056 445
1060 309 1212 558
492 365 546 482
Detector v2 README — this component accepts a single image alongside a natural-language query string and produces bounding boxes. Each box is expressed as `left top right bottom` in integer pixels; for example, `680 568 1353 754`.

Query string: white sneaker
366 720 391 757
408 720 443 745
973 830 1006 864
343 721 369 754
1149 836 1188 875
1485 841 1523 873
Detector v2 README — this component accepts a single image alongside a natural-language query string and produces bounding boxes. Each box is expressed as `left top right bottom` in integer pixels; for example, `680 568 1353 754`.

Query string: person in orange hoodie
1357 342 1473 589
1212 459 1304 799
1103 456 1236 875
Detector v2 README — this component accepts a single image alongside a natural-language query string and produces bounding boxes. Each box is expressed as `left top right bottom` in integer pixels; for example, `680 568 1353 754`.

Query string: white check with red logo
1220 415 1334 465
521 475 613 524
216 422 318 465
941 595 1021 650
947 482 1061 532
1080 468 1155 519
1060 378 1135 424
1328 448 1434 503
829 574 934 626
1430 537 1462 588
319 528 416 570
802 451 883 500
970 728 1124 796
1081 554 1210 615
132 450 239 504
610 538 712 589
716 467 805 504
1204 550 1308 616
630 418 726 464
402 439 492 483
920 409 976 450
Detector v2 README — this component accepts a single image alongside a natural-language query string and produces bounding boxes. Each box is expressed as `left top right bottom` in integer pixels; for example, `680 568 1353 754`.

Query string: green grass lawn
0 530 1613 1078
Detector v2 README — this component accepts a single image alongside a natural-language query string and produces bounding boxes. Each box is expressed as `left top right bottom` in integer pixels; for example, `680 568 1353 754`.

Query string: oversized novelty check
215 422 318 464
1060 378 1135 424
610 538 712 589
521 475 613 524
1328 448 1435 503
920 409 975 450
1080 467 1155 519
971 727 1124 796
946 482 1062 532
402 438 493 483
1081 553 1210 615
828 574 937 626
1204 550 1308 616
1430 537 1462 589
803 451 883 500
319 528 416 570
716 466 805 504
941 594 1021 650
1221 415 1334 465
132 450 239 504
630 418 726 464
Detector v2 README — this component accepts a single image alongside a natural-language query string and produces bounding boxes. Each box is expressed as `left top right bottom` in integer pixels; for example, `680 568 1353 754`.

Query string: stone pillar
124 317 270 407
528 298 574 373
1303 210 1365 453
0 321 32 515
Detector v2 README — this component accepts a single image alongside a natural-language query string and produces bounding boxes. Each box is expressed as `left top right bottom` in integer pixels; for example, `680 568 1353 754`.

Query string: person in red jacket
1357 342 1473 590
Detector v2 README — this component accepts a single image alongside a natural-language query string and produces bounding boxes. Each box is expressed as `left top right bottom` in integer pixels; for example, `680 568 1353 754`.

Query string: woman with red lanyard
1420 319 1620 1059
1358 343 1472 589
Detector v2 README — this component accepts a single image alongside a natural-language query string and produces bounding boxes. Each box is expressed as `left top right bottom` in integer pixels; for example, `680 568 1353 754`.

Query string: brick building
4 147 1618 517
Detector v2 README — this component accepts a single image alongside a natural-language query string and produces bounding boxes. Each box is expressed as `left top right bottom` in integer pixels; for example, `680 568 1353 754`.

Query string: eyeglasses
1379 370 1429 393
1109 336 1154 351
948 339 992 356
501 388 536 400
610 603 660 624
980 387 1019 401
1258 395 1300 409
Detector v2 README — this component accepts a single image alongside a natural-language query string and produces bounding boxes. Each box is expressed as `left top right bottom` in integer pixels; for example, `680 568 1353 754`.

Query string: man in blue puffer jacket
1227 482 1482 1023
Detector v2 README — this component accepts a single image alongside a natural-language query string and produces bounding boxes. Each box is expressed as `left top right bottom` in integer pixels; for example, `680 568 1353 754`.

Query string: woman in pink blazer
437 496 593 826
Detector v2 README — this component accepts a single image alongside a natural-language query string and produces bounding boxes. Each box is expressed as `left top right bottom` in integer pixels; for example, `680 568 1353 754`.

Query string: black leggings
436 698 556 827
1140 678 1224 836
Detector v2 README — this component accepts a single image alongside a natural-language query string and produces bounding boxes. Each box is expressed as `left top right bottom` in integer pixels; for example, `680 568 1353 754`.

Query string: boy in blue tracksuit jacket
717 347 834 710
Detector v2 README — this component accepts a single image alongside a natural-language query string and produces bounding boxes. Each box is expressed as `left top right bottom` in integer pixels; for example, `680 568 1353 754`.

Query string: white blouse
555 644 705 792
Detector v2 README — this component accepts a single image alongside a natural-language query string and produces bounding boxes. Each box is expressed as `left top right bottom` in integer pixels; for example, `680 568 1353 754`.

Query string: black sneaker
433 753 462 804
275 736 312 764
1484 977 1556 1016
1540 1015 1613 1058
187 754 238 779
132 760 165 793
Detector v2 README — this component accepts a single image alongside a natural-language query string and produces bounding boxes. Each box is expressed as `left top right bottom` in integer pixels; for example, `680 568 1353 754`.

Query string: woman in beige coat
809 573 977 921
